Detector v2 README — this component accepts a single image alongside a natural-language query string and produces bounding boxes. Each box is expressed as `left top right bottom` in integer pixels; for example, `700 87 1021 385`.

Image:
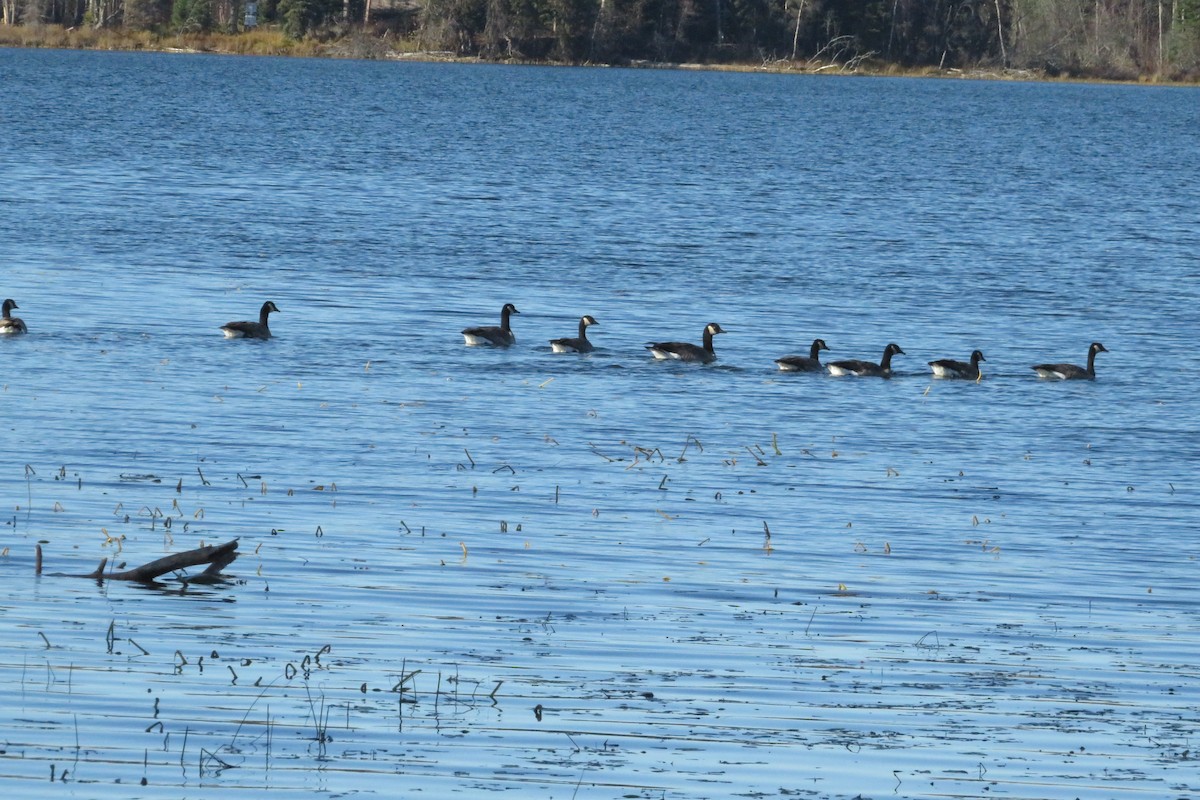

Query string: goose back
929 349 986 379
463 303 520 347
647 322 725 364
775 338 829 372
221 301 279 340
0 298 27 334
828 343 904 377
1032 342 1107 380
550 314 598 353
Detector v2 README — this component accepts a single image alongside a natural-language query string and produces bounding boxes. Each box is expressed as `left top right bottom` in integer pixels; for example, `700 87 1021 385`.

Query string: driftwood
84 539 239 583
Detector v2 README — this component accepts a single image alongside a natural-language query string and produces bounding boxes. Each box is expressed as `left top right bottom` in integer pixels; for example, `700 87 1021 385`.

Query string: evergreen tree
172 0 214 30
278 0 338 36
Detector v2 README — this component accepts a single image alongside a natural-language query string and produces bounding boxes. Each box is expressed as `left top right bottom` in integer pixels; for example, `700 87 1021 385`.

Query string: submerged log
86 539 239 583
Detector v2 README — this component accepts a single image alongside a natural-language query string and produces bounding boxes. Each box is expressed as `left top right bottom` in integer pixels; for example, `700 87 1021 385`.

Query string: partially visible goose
827 343 905 377
462 303 520 347
929 349 986 380
646 322 726 364
1 298 28 335
550 315 598 353
1032 342 1107 380
775 338 829 372
221 301 279 340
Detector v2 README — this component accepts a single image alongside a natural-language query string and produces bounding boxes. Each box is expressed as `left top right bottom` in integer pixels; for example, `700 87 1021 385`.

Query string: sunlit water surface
1 48 1198 799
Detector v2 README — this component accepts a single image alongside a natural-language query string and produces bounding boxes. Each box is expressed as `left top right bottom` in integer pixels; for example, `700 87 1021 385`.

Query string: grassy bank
0 23 413 58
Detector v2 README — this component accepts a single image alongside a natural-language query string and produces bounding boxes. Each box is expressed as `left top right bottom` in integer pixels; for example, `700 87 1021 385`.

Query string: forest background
2 0 1198 81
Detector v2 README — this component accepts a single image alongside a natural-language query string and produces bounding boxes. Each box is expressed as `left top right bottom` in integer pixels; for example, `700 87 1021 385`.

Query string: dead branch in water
84 539 239 583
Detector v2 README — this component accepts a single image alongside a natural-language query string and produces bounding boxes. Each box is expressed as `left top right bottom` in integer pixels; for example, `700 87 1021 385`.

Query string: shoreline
3 25 1198 88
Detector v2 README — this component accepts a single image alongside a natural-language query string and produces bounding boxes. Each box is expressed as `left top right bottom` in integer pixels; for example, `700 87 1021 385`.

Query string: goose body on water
462 303 520 347
1032 342 1107 380
221 301 279 339
929 349 986 380
827 343 905 377
775 339 829 372
550 315 598 353
646 322 726 364
1 299 27 335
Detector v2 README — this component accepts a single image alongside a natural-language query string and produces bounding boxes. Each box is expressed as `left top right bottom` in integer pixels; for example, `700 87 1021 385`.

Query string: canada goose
221 301 279 340
550 315 598 353
775 339 829 372
929 349 986 380
462 303 519 347
827 343 905 377
646 322 726 364
1032 342 1107 380
1 298 27 335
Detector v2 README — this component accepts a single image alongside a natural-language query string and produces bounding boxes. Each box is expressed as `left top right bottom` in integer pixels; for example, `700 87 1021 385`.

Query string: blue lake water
1 47 1199 798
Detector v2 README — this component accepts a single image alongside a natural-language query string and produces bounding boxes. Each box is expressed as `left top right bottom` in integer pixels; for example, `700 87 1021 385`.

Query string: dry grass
0 24 458 59
0 24 326 57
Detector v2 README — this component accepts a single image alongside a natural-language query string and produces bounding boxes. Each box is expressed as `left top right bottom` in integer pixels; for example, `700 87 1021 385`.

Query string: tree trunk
83 539 240 583
1157 0 1163 72
888 0 898 56
791 0 805 60
996 0 1007 65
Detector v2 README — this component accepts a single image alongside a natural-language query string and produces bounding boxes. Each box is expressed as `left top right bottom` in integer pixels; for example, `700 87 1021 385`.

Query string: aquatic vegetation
2 418 1196 797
